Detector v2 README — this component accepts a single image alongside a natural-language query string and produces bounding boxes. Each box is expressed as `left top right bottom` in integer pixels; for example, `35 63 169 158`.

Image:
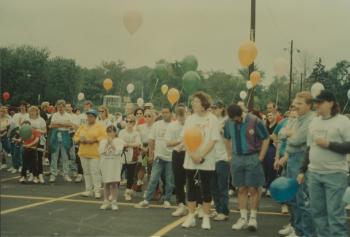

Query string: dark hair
331 102 340 117
192 91 212 111
134 108 144 116
106 125 117 133
175 106 186 117
227 104 243 118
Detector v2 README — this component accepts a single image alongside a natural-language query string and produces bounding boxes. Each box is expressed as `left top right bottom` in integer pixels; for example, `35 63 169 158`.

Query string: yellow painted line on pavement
150 216 187 237
0 192 82 215
0 176 20 182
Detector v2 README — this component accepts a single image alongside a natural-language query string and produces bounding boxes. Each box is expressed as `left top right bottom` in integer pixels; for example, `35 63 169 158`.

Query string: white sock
240 209 248 220
250 209 257 219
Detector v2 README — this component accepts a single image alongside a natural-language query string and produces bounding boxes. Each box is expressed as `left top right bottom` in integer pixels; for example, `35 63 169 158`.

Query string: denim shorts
231 153 265 187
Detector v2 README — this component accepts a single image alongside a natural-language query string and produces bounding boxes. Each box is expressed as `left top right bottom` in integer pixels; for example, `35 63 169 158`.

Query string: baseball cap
312 90 336 103
86 109 98 117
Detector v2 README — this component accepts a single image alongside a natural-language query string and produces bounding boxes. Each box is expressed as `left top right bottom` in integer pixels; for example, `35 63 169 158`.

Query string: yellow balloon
123 10 143 35
103 78 113 90
161 84 168 95
167 88 180 105
249 71 261 86
238 41 258 67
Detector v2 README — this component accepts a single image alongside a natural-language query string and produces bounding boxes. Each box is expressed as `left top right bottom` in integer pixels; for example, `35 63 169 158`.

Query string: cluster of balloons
183 127 203 152
181 55 198 73
183 71 201 93
2 92 10 102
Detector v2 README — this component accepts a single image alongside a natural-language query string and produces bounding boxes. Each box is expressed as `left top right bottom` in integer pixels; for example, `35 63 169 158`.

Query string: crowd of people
0 90 349 236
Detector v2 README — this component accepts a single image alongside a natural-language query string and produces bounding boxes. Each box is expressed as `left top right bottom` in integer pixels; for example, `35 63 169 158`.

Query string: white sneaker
172 203 187 217
27 173 34 182
0 164 7 170
111 201 119 211
278 223 294 236
214 213 228 221
100 200 111 210
18 166 22 173
33 177 39 184
285 230 299 237
232 218 248 230
38 174 45 184
19 176 26 183
7 167 15 172
75 174 83 183
134 200 150 208
120 179 127 185
281 204 289 214
49 175 56 183
182 215 196 228
11 168 17 174
163 201 171 209
64 175 72 182
81 191 93 197
266 190 271 197
210 210 218 218
95 192 101 199
124 189 133 201
247 217 257 231
196 205 204 219
201 216 211 230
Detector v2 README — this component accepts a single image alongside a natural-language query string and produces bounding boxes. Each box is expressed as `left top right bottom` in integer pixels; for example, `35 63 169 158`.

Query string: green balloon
183 71 201 93
19 124 32 141
155 64 168 79
181 55 198 72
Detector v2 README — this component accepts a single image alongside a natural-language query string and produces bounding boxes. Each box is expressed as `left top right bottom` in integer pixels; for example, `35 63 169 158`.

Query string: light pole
284 41 300 107
247 0 256 111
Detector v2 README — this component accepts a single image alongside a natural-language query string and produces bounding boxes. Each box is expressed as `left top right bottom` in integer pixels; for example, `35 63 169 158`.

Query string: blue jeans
146 157 174 202
210 160 230 215
10 143 22 169
308 171 348 237
69 144 77 174
50 143 69 176
286 151 315 237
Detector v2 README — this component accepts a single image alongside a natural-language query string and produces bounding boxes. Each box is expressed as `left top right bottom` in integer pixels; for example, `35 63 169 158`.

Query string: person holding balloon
181 92 220 230
18 121 41 183
297 90 350 237
283 91 315 237
223 103 270 232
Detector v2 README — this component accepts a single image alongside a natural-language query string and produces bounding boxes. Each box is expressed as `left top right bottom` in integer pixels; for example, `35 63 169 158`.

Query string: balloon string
150 77 160 101
342 100 349 114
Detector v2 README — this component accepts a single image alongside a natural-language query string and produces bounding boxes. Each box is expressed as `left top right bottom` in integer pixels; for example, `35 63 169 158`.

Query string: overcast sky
1 0 349 83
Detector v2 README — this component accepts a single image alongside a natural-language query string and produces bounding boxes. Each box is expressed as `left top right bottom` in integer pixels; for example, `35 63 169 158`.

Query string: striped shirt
224 113 269 155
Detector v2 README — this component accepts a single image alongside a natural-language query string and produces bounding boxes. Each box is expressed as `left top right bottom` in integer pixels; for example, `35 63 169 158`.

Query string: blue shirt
273 118 289 156
224 114 269 156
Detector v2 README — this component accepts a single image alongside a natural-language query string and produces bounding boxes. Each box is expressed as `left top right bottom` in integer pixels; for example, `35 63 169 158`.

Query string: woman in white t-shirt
118 114 141 201
181 92 220 230
28 106 47 184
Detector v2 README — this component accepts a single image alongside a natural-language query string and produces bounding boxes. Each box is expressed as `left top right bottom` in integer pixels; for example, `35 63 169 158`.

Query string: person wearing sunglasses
97 106 112 128
118 114 141 201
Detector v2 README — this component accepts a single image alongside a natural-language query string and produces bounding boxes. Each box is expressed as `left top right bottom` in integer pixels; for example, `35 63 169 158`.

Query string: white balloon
311 82 325 98
246 81 253 89
127 83 135 94
77 92 85 101
273 57 289 77
137 98 144 107
240 91 247 100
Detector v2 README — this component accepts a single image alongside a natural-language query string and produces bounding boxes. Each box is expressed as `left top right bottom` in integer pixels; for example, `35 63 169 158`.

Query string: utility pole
288 40 293 107
300 73 303 92
247 0 256 111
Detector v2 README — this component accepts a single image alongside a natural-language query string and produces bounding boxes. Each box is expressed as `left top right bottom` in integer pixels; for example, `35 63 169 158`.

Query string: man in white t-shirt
135 107 174 208
49 100 74 183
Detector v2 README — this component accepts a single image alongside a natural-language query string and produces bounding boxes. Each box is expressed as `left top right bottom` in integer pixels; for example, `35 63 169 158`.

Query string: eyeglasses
136 113 143 115
99 110 105 113
126 120 134 123
144 115 152 118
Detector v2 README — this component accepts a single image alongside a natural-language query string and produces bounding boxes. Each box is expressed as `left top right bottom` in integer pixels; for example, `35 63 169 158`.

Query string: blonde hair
98 105 109 117
41 101 49 110
28 106 40 117
295 91 313 105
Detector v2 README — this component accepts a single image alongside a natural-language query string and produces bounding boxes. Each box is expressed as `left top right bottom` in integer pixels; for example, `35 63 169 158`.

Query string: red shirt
137 117 145 125
24 129 41 147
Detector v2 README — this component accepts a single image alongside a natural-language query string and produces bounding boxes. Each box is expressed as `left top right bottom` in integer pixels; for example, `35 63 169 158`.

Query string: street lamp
284 41 301 107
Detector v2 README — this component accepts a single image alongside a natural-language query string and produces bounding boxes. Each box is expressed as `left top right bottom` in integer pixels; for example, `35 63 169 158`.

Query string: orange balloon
184 127 203 152
249 71 261 86
123 10 143 35
167 88 180 105
238 41 258 67
103 78 113 90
